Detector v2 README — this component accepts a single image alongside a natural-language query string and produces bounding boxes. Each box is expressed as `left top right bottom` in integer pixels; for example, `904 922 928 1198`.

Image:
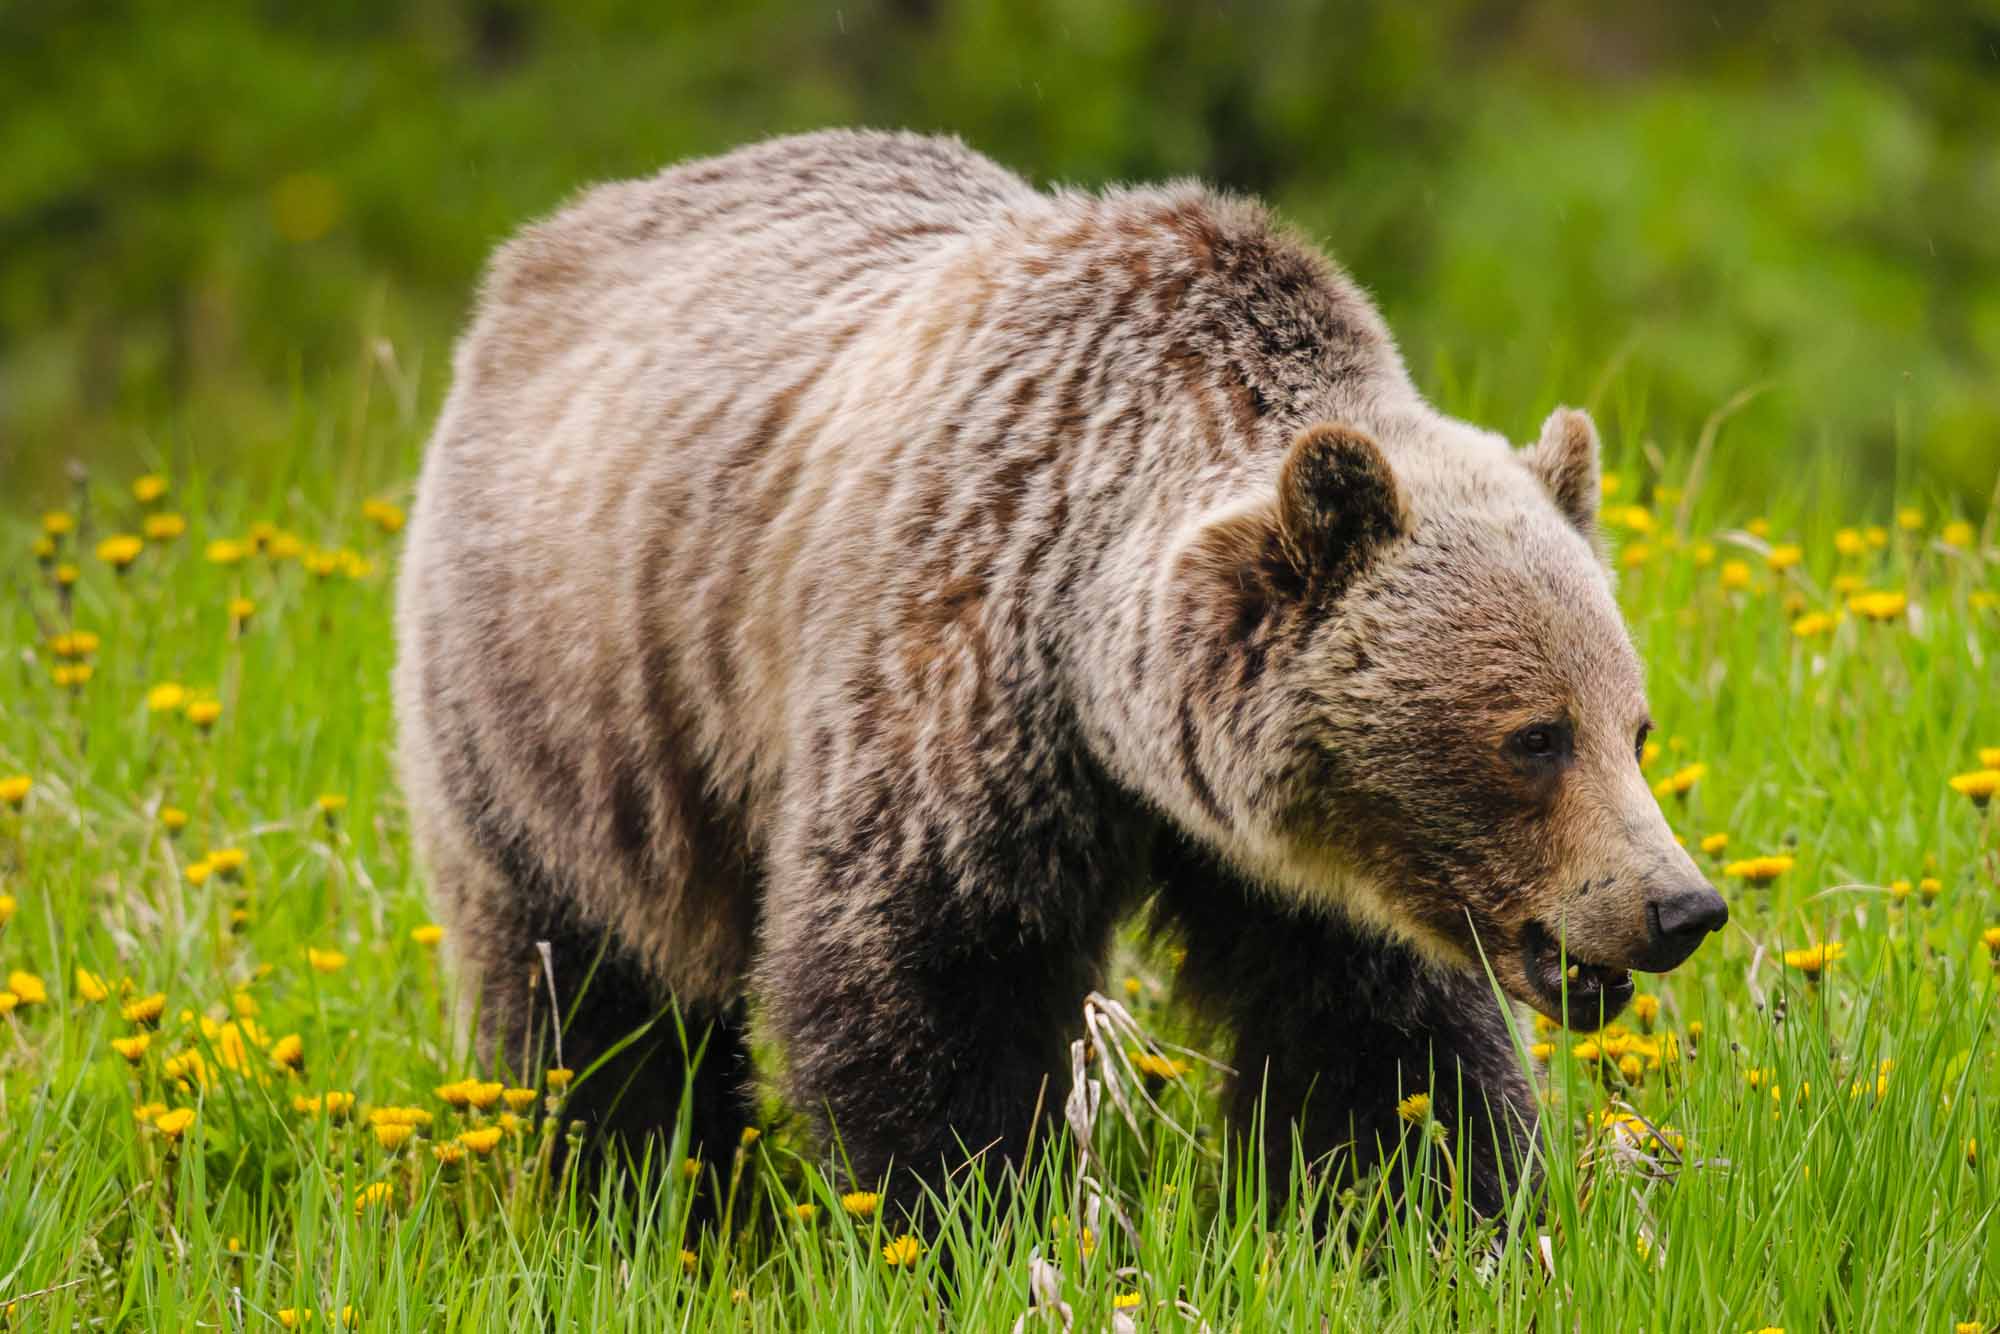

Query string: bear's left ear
1275 423 1409 587
1524 406 1602 542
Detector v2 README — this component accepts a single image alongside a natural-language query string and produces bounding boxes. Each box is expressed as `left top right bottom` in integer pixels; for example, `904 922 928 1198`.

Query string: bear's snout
1637 884 1729 972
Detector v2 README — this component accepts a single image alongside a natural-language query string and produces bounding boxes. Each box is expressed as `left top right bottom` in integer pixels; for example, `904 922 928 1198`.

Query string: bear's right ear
1524 406 1602 542
1274 423 1408 588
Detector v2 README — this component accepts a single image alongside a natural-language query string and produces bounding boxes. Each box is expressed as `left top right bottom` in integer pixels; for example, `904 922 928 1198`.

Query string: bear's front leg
1155 839 1538 1217
760 798 1121 1211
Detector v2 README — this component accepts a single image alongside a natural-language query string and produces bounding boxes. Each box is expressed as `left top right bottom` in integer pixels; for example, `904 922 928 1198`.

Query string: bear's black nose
1650 887 1729 944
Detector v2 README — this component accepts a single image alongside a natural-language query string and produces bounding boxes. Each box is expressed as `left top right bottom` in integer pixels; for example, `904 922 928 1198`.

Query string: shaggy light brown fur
394 129 1722 1207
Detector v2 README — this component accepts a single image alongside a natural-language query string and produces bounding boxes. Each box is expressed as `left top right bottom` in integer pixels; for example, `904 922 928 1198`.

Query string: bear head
1171 406 1726 1030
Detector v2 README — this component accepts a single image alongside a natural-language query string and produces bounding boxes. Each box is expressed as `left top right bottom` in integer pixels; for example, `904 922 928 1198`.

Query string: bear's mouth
1522 921 1634 1030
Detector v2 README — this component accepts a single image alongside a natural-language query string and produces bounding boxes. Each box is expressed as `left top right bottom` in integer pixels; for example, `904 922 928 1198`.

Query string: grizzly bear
393 129 1727 1213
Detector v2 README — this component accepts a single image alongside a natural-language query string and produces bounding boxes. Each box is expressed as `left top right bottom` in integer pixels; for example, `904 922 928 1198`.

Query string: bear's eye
1633 722 1653 764
1508 722 1570 762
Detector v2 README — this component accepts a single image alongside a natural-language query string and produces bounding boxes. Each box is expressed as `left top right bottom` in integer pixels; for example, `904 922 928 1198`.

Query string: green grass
1 361 1997 1331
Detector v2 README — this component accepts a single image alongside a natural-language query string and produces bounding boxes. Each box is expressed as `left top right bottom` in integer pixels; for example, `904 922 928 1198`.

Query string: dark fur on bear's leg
471 890 755 1210
760 784 1131 1220
1153 837 1538 1218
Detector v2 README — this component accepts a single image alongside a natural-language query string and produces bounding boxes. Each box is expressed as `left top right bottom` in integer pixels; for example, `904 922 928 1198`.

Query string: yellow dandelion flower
1616 507 1650 536
7 971 47 1005
227 596 256 626
162 1050 208 1088
185 698 223 728
1765 544 1803 571
433 1141 466 1166
97 534 143 568
1830 573 1865 597
122 992 167 1025
1887 878 1911 905
315 793 347 818
1719 559 1752 590
436 1079 472 1108
32 534 54 561
1834 527 1865 556
374 1122 416 1150
1725 855 1793 884
882 1234 924 1267
1746 517 1771 537
794 1202 819 1222
1619 543 1652 569
54 562 78 586
362 498 407 533
292 1091 356 1118
1686 1020 1704 1042
111 1034 152 1063
1952 1324 1982 1334
740 1125 761 1147
49 630 100 658
1529 1041 1554 1063
1631 994 1660 1029
1782 941 1846 976
1980 747 2000 769
70 968 111 1002
1847 590 1907 622
132 474 169 504
1980 926 2000 954
142 513 186 541
51 662 95 688
544 1067 574 1090
0 775 30 808
458 1126 504 1155
276 1309 309 1329
1862 524 1888 548
1651 762 1707 798
271 1033 304 1070
1130 1048 1190 1080
1919 876 1942 904
185 859 216 887
1941 520 1977 548
208 846 247 877
1897 506 1923 532
367 1106 432 1128
1946 770 2000 808
0 894 14 926
154 1107 196 1138
145 683 187 713
1700 832 1730 856
841 1190 880 1218
410 923 444 947
0 993 16 1015
160 806 188 833
306 947 347 974
679 1248 698 1275
1395 1091 1431 1124
268 531 304 560
1617 1053 1645 1083
43 511 75 536
1572 1040 1602 1063
133 1101 168 1123
1791 611 1838 638
462 1080 503 1110
502 1086 537 1112
353 1182 396 1214
205 538 245 566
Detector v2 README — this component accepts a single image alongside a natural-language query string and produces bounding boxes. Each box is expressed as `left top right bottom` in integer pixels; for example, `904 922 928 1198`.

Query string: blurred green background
4 1 1997 505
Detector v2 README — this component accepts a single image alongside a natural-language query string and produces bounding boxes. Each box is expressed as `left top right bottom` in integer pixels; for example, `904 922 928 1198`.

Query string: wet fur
395 129 1652 1205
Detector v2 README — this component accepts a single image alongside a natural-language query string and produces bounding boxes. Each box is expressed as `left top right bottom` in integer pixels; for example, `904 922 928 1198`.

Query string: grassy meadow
0 361 1996 1331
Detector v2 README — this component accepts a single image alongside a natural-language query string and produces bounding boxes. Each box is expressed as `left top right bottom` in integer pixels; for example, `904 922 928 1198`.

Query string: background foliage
5 1 2000 502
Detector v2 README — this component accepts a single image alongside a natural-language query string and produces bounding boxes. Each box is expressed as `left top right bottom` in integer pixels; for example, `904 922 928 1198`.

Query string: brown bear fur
394 129 1722 1211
